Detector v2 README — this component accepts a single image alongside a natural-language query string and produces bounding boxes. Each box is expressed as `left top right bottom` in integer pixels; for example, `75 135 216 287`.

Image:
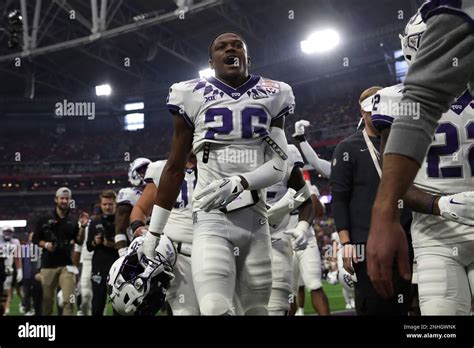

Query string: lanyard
362 129 381 178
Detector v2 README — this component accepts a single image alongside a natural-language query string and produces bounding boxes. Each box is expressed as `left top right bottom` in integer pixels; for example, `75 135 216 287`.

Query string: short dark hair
209 32 247 59
100 189 116 201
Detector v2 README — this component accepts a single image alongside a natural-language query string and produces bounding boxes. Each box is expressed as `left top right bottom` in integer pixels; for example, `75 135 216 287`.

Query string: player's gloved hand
292 120 310 138
438 192 474 226
138 230 161 261
118 247 128 258
195 176 244 212
283 221 309 251
16 269 23 284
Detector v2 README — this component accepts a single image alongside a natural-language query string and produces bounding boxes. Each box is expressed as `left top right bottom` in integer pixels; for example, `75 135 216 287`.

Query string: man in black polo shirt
330 87 412 315
33 187 79 315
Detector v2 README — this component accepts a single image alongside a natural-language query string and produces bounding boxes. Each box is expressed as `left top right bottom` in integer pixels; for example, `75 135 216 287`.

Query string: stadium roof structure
0 0 422 104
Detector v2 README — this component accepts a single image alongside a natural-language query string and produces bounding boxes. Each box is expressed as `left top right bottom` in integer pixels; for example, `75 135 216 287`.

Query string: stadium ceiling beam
211 3 264 44
118 2 203 67
20 0 30 50
0 0 222 63
30 0 42 49
105 0 123 29
53 0 92 32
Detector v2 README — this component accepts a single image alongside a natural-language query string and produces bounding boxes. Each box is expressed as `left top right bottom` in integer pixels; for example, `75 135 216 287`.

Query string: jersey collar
205 75 261 100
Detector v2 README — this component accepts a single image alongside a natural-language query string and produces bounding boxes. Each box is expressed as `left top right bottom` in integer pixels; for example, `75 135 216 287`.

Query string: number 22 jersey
372 85 474 247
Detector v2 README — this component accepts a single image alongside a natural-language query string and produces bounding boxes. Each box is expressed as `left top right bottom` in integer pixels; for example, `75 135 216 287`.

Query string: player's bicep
168 112 193 169
134 183 157 218
114 204 133 234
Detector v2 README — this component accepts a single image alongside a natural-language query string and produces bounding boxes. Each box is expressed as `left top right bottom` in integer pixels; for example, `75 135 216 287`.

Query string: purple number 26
204 107 268 139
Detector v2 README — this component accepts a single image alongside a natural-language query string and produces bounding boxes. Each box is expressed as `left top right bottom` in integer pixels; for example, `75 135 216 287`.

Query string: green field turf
6 281 348 316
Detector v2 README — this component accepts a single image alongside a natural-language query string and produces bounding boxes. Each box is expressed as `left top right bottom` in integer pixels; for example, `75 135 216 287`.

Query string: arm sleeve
385 14 474 164
329 141 353 232
32 217 44 245
299 140 332 178
241 127 288 190
86 222 96 252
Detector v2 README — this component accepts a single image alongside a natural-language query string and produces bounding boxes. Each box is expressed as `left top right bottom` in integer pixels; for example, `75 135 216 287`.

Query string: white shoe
76 310 83 316
25 310 35 316
19 305 26 314
295 307 305 316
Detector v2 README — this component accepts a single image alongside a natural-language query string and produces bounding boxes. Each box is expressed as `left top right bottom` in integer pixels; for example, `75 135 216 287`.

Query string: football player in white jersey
115 158 151 257
369 13 474 314
265 144 314 315
140 32 295 315
130 155 199 315
0 226 22 315
292 184 330 315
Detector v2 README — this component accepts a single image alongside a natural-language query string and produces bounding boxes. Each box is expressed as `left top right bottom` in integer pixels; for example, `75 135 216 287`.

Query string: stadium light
124 102 144 111
199 68 215 78
95 84 112 96
0 220 27 228
301 29 341 54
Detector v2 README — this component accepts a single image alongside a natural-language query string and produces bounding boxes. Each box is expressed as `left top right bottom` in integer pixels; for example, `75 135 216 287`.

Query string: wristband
130 220 146 232
293 134 306 142
428 195 439 215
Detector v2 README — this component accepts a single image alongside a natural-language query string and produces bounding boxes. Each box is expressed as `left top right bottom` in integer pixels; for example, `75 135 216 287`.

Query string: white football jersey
116 186 143 242
267 145 304 233
373 86 474 246
144 160 196 244
167 75 295 214
116 187 142 207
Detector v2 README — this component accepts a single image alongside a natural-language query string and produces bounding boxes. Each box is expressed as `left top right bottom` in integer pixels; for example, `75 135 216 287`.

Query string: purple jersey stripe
274 105 293 120
167 104 194 128
372 114 395 130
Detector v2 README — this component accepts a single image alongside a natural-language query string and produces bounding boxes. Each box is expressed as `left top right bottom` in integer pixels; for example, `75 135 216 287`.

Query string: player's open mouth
224 55 238 65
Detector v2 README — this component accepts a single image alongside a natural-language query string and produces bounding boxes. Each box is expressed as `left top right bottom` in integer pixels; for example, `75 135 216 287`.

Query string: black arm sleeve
32 217 45 245
86 222 97 252
330 141 353 232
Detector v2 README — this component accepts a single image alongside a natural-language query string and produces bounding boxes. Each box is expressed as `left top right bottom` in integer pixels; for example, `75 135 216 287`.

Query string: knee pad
199 294 232 316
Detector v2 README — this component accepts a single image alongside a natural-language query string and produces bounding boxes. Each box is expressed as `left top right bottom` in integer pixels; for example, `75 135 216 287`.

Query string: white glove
16 269 23 284
118 247 128 258
438 192 474 226
138 230 160 261
195 176 244 212
292 120 310 137
283 221 310 251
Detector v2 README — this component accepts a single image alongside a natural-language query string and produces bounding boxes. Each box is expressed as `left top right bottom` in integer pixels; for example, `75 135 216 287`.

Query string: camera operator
86 190 118 316
33 187 80 315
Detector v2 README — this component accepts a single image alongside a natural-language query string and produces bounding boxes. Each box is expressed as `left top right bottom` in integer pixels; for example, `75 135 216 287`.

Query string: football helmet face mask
107 236 175 316
399 12 426 66
128 158 152 187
